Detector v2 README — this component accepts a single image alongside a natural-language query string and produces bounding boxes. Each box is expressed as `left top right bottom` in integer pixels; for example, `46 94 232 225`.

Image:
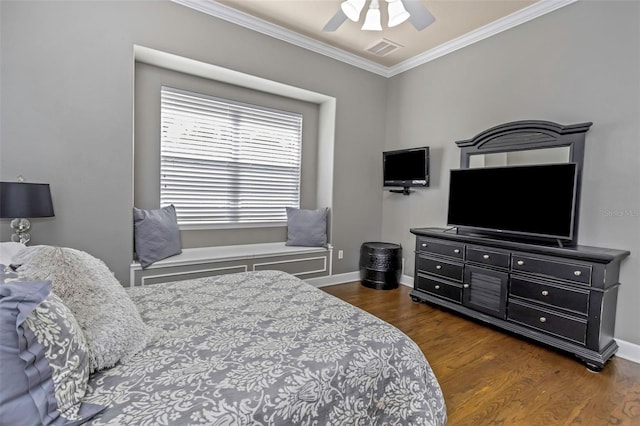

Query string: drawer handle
454 249 460 254
434 285 440 290
574 270 582 277
435 265 442 270
539 317 547 323
541 290 549 296
463 284 470 289
517 260 525 266
483 254 490 259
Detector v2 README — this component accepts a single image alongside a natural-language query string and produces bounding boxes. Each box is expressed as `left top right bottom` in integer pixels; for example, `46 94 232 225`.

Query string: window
160 87 303 228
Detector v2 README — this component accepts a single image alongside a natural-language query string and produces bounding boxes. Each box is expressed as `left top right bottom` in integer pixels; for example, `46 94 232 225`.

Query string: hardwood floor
321 282 640 426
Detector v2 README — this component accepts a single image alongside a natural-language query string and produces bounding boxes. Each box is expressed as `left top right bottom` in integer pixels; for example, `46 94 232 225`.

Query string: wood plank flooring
321 282 640 426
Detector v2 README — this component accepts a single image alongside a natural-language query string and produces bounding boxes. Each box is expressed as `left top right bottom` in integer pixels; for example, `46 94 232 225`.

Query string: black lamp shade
0 182 55 218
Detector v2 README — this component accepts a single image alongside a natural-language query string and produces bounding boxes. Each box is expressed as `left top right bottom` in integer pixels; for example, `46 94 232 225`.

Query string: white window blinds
160 87 302 227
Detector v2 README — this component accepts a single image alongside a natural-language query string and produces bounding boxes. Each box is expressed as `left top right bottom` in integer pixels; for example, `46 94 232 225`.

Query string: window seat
130 242 332 286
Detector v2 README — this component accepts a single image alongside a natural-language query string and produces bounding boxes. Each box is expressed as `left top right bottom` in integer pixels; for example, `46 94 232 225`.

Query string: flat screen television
447 163 579 242
383 147 429 191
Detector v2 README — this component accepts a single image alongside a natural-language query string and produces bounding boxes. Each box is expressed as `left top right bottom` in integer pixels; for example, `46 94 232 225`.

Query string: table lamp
0 181 55 245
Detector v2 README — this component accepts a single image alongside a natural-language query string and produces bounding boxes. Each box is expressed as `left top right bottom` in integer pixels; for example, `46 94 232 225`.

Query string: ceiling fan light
362 0 382 31
341 0 366 22
387 0 410 27
362 9 382 31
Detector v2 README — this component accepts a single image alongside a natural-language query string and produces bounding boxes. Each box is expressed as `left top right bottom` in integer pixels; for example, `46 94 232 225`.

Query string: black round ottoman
359 242 402 290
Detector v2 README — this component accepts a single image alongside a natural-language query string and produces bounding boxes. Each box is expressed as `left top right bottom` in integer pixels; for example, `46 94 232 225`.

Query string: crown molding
171 0 390 77
172 0 578 78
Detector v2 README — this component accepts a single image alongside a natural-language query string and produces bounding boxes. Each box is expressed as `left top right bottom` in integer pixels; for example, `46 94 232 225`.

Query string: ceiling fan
323 0 435 32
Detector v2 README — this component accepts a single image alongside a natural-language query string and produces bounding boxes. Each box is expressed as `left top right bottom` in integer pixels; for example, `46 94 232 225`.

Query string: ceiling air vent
366 38 403 57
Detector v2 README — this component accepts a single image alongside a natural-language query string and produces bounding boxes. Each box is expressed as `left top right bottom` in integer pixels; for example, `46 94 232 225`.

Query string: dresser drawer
415 274 462 303
512 254 592 285
508 299 587 345
417 255 463 282
416 237 464 260
466 245 510 269
510 277 589 315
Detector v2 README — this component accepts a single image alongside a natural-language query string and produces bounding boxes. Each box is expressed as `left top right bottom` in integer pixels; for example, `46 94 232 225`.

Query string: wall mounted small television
383 147 429 193
447 163 579 243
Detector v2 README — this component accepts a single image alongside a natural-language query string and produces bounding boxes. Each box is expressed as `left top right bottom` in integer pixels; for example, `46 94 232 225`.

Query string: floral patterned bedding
83 270 447 425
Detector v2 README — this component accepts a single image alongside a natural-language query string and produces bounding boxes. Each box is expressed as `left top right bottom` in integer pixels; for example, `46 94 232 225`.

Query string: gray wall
0 0 387 282
2 0 638 346
383 1 640 345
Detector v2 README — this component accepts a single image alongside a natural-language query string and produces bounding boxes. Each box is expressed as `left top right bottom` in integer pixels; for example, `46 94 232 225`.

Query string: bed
1 245 447 425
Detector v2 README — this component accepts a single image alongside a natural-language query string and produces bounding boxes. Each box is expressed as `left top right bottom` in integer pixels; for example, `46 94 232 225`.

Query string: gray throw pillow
285 207 329 247
0 279 105 425
133 204 182 268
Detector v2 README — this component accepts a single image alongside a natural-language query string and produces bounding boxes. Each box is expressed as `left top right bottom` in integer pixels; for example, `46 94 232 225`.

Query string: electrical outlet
338 250 344 259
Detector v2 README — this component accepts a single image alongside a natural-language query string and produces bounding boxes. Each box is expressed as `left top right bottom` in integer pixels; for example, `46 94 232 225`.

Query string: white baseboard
306 272 640 365
616 339 640 365
399 274 413 287
305 271 360 288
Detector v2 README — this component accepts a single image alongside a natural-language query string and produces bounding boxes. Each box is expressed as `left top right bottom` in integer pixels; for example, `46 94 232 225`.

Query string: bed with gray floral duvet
83 270 447 425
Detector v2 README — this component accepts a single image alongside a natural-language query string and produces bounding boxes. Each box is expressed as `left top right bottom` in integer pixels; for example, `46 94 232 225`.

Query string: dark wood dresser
410 227 630 370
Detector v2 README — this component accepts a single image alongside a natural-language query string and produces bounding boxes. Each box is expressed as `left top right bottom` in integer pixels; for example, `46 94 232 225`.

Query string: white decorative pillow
15 246 154 372
1 263 20 282
0 241 26 265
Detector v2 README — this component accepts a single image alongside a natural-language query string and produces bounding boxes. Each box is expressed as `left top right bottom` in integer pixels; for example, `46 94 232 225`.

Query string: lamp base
10 218 31 245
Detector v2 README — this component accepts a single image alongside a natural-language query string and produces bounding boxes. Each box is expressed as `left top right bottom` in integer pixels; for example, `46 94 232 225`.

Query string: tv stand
410 227 630 370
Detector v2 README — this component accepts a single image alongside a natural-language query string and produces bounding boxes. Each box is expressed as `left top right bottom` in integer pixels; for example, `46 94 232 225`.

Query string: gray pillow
285 207 329 247
133 204 182 268
0 279 105 425
15 246 156 373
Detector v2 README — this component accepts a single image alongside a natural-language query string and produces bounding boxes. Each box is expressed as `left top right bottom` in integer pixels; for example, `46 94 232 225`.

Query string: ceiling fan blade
403 0 435 31
322 9 348 32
